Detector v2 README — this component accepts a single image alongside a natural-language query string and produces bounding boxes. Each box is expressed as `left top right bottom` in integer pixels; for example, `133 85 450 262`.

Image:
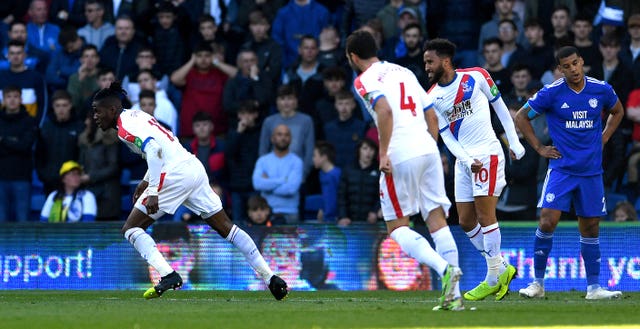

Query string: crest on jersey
545 193 555 203
589 98 598 108
134 137 143 149
490 84 499 97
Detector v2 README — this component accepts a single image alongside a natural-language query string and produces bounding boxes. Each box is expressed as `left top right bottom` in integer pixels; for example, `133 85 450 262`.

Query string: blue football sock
534 228 553 280
580 236 600 287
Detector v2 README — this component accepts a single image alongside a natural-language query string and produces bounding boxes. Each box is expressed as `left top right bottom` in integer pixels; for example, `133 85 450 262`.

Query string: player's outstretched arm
602 99 624 145
492 97 525 159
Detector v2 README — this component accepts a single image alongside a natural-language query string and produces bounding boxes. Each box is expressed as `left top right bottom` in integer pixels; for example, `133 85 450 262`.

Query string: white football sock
125 227 174 277
482 223 505 286
390 226 448 277
431 226 461 298
465 223 486 258
226 225 274 283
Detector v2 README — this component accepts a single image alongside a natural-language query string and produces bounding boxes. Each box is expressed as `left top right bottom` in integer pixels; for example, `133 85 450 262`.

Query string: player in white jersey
346 30 463 311
92 82 288 300
424 38 525 301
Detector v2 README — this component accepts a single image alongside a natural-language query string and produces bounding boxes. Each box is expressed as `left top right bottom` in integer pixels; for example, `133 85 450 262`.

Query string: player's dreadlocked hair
423 38 456 60
93 81 129 107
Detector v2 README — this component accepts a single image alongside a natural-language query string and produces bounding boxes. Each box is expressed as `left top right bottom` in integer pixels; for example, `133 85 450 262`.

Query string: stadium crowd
1 0 640 224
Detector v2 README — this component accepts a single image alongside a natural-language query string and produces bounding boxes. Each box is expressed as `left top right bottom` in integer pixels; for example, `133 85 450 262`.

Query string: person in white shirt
131 69 178 134
424 38 525 302
91 81 288 301
346 30 463 311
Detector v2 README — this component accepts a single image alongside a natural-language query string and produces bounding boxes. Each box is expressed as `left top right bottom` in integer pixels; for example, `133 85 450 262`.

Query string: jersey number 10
399 82 416 116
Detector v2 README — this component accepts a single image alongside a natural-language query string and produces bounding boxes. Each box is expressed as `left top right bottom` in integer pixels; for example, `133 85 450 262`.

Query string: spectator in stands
271 0 330 68
134 89 172 132
226 101 261 223
222 48 272 127
496 107 540 221
183 111 226 186
393 23 428 88
323 90 366 169
317 25 345 69
67 44 100 119
591 33 632 191
312 141 341 222
35 90 84 194
503 63 533 108
498 19 526 69
236 0 286 30
46 27 84 91
40 160 97 223
478 0 526 66
78 111 121 221
171 43 230 137
0 85 37 222
259 84 315 179
626 89 640 201
337 138 380 226
0 21 50 74
153 1 187 77
547 5 574 47
241 9 283 89
482 37 513 95
572 14 600 74
99 15 146 80
283 35 325 97
519 19 555 81
196 14 234 65
26 0 60 55
131 69 178 134
0 40 48 125
380 7 421 61
612 201 638 222
308 66 347 139
524 0 576 38
49 0 87 28
376 0 423 41
246 195 274 227
102 0 150 26
622 14 640 88
77 0 115 51
253 124 304 224
122 47 169 104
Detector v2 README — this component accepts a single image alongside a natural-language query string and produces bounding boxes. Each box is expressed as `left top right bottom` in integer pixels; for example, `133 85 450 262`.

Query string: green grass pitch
1 290 638 329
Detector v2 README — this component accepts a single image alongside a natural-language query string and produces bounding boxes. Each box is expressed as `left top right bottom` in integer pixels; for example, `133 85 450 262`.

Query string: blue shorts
538 169 606 217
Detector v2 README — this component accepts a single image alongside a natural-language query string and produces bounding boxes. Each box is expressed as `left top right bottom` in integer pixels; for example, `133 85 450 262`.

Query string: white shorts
135 158 223 220
454 152 506 202
379 153 451 221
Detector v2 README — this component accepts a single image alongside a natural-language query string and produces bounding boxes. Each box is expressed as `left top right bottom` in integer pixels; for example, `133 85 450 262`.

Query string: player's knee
538 214 559 232
123 226 143 242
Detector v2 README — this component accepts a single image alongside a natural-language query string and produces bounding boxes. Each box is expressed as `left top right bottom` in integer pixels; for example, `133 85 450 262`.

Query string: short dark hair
2 85 21 95
192 111 212 124
510 63 531 74
137 68 157 80
402 22 421 35
248 10 268 25
334 89 354 101
599 32 620 47
8 21 26 32
198 14 216 26
498 19 517 31
524 18 543 29
322 66 347 81
356 138 378 162
238 100 259 113
58 26 79 46
137 46 154 57
138 89 155 101
247 195 269 211
97 67 115 78
277 84 297 98
346 30 378 60
555 46 580 64
155 1 176 15
315 140 336 164
193 42 213 54
299 34 318 47
483 37 503 49
81 44 99 55
573 13 592 25
52 89 72 102
424 38 456 59
7 39 25 49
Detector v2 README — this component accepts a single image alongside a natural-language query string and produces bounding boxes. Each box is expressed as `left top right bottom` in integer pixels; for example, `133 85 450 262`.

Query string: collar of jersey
438 72 458 87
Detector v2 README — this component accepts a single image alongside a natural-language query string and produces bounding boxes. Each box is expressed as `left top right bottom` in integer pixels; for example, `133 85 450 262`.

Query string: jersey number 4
399 82 416 116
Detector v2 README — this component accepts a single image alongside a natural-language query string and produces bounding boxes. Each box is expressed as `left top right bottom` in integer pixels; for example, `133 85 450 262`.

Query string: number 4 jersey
354 61 438 165
117 109 194 166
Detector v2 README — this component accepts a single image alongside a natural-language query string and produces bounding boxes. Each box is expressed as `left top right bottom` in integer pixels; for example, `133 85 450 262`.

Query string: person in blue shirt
252 124 304 223
515 46 624 300
312 140 341 222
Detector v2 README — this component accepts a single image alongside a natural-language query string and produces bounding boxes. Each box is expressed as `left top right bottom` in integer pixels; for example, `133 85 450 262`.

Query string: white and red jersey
428 67 503 155
117 109 193 168
354 61 438 165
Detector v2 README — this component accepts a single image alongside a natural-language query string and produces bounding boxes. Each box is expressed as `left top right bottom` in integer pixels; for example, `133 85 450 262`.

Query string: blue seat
303 194 323 219
30 193 46 211
606 192 627 213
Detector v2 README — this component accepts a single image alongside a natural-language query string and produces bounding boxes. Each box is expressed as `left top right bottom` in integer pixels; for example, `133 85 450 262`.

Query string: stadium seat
606 192 627 213
30 193 46 214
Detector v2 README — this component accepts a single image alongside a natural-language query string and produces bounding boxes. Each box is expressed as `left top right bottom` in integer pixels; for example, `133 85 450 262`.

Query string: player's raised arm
602 99 624 146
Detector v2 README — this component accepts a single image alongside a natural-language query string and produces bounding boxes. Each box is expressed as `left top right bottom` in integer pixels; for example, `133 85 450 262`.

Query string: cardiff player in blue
515 46 624 300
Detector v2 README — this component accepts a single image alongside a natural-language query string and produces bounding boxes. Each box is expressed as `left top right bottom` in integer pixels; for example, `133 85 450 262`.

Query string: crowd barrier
0 222 638 292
